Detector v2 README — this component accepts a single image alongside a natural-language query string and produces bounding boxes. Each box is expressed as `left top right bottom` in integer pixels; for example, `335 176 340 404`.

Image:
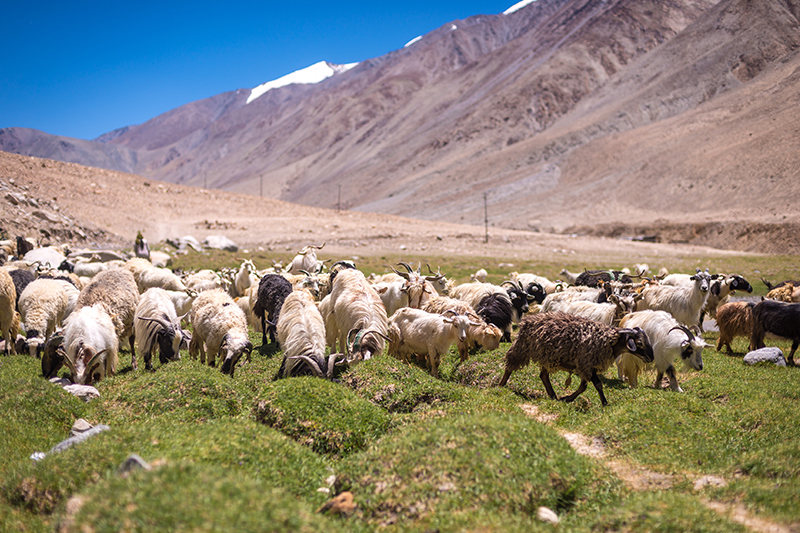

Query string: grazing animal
422 295 502 360
499 312 653 406
75 268 139 368
750 300 800 365
7 268 35 310
699 274 753 331
387 308 480 378
617 310 707 392
715 301 754 355
19 279 69 358
252 274 294 346
636 268 713 327
134 288 188 370
61 304 118 384
575 269 634 287
0 269 18 355
189 289 253 376
286 243 327 274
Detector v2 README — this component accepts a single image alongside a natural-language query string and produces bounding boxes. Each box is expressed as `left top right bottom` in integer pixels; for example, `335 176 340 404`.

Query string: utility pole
484 192 489 244
260 175 263 197
338 185 342 212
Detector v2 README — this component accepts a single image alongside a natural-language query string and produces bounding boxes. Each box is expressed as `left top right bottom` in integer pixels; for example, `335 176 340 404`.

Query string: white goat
62 304 118 384
184 269 228 293
0 269 17 355
545 295 635 326
617 310 707 392
637 268 713 327
286 243 326 274
134 288 188 370
137 267 187 293
189 289 253 376
387 308 480 378
19 279 69 358
276 290 341 379
326 268 388 363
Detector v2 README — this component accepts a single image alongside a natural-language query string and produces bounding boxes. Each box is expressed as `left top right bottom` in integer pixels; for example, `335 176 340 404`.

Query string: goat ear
626 338 637 352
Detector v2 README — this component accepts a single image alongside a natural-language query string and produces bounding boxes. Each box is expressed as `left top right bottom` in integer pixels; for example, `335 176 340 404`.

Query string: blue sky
1 1 521 141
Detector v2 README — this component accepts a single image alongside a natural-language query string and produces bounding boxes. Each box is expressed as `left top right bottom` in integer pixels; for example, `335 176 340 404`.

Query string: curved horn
390 265 410 280
398 262 414 273
287 355 325 378
137 315 173 330
668 325 694 341
299 269 312 276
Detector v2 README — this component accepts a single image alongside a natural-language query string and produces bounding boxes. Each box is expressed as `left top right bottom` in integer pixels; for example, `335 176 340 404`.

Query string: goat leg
666 365 683 392
539 368 558 400
589 370 608 406
561 378 588 403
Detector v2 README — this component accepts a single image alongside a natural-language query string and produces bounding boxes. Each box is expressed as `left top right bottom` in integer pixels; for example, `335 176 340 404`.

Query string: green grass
2 251 799 531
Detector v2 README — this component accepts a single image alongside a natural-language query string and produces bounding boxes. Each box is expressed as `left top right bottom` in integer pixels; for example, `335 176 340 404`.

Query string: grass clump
253 377 392 457
337 411 614 531
64 462 341 533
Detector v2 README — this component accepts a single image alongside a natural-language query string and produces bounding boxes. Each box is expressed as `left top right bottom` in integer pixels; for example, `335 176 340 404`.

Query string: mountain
2 0 800 250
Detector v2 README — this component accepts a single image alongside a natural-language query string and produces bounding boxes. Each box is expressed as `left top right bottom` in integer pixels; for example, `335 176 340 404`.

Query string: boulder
62 384 101 402
203 235 238 252
743 347 786 366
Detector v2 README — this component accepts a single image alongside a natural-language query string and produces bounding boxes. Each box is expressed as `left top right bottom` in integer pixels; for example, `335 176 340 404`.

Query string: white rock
537 506 560 524
743 347 786 366
62 384 100 402
203 235 238 252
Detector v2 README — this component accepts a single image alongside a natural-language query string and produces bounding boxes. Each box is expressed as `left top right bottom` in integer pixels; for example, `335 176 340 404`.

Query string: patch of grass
337 411 618 531
253 377 392 457
66 462 341 533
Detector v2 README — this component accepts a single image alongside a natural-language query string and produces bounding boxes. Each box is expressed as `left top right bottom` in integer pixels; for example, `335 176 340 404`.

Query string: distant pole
484 192 489 244
338 185 342 212
260 175 263 197
204 176 207 189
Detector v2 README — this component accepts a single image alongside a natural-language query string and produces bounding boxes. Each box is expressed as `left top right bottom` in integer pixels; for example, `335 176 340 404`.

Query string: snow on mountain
246 61 358 104
503 0 537 15
404 35 422 48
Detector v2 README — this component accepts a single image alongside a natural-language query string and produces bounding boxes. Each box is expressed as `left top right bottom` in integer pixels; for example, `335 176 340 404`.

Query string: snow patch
504 0 537 15
246 61 357 104
450 24 457 30
404 35 422 48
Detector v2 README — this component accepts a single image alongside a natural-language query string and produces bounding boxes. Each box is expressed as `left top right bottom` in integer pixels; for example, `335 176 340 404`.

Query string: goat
617 310 707 392
61 304 118 384
134 287 188 370
387 308 480 378
18 279 69 358
545 295 635 327
0 269 17 355
422 295 502 361
286 243 327 274
137 267 187 293
715 301 754 355
252 273 294 346
750 300 800 365
636 268 713 327
699 274 753 331
499 312 653 406
189 289 253 376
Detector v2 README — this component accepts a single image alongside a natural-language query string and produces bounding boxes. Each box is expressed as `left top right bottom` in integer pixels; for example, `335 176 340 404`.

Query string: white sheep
184 269 228 293
75 268 140 368
387 308 480 378
19 279 69 357
189 289 253 376
544 295 635 326
134 287 188 370
275 289 341 379
0 269 18 355
470 268 488 283
137 267 187 293
326 268 388 363
421 295 502 361
617 310 707 392
636 269 713 327
62 304 118 384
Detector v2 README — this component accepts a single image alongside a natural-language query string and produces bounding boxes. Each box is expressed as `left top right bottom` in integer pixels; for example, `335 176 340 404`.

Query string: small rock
203 235 238 252
32 210 60 223
49 425 110 454
537 506 560 524
743 347 786 366
118 454 152 477
62 384 101 402
317 491 356 516
693 475 727 491
5 192 20 205
71 419 93 437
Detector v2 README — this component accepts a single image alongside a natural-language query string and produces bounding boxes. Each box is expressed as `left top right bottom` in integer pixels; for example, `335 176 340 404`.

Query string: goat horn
668 325 694 341
137 315 173 330
287 355 325 378
299 269 312 276
390 265 410 280
398 262 414 273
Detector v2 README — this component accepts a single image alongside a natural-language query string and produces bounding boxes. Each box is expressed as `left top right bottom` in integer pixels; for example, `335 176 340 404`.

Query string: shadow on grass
257 342 281 358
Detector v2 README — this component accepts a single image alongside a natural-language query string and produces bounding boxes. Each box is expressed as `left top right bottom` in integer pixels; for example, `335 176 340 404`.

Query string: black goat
575 269 634 287
476 292 514 343
750 300 800 365
252 274 293 345
8 268 35 310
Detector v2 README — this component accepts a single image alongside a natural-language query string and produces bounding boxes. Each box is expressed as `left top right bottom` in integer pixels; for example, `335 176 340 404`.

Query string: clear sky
1 1 520 141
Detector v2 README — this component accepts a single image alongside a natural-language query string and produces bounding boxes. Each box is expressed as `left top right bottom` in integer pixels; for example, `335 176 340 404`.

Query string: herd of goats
0 239 798 406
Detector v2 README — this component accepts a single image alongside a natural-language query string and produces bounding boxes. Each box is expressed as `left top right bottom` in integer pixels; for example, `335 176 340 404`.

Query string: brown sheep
499 312 653 406
715 301 754 355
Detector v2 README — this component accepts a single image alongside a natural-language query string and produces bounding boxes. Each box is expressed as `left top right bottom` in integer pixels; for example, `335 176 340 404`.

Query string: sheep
559 268 580 284
0 269 18 355
274 289 343 379
387 308 480 378
236 288 262 335
137 266 187 293
617 310 707 392
75 268 140 369
715 301 754 355
698 274 753 330
18 279 69 358
509 272 562 295
498 312 653 406
232 259 259 298
636 268 713 327
189 289 253 376
184 269 228 293
61 304 118 384
760 277 800 292
470 268 488 283
326 268 388 363
451 282 516 341
252 273 294 346
575 269 635 287
750 300 800 365
134 287 189 370
766 283 798 303
422 295 502 360
286 243 327 274
124 257 153 285
546 295 635 327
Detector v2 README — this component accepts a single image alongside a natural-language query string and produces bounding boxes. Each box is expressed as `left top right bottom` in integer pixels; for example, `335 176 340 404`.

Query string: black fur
523 281 546 304
504 285 530 322
476 293 514 343
8 269 35 309
252 274 293 346
751 300 800 364
575 269 633 287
